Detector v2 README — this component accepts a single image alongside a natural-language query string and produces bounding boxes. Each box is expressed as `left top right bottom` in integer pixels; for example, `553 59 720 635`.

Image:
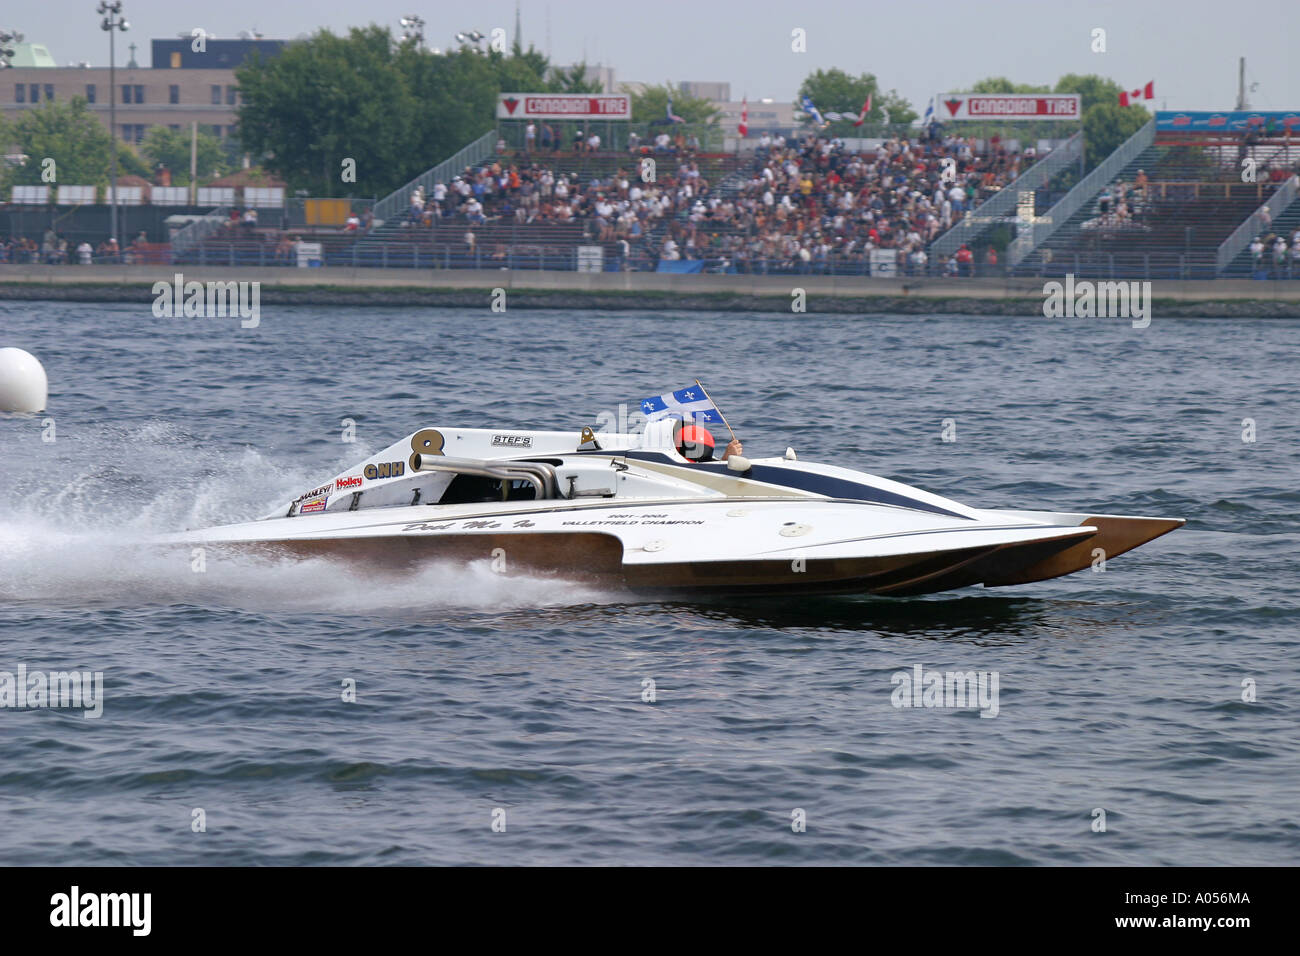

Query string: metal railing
930 130 1083 259
169 206 230 256
370 130 498 226
12 239 1300 278
1007 119 1156 267
1216 174 1300 273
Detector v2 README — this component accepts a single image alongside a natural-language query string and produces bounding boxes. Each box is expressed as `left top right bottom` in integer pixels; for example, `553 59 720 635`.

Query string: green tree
2 97 115 187
237 25 601 196
626 83 720 125
1081 100 1150 169
237 25 419 197
549 63 602 94
141 125 226 185
967 77 1051 94
397 46 500 179
1054 74 1150 169
877 89 919 128
797 68 916 133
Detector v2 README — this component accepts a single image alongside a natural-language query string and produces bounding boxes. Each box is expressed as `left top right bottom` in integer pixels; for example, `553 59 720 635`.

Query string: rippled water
1 301 1297 865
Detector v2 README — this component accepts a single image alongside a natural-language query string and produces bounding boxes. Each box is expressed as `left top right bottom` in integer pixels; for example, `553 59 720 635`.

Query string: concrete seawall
3 265 1300 315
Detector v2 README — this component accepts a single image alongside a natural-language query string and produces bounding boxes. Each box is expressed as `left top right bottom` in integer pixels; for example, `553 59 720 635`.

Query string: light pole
98 2 129 253
399 15 425 46
454 30 486 53
0 29 22 68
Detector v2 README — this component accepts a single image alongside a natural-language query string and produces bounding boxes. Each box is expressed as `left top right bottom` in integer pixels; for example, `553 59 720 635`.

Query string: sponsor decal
335 474 363 490
1154 109 1300 131
299 497 328 513
492 434 533 447
299 482 332 501
362 461 405 481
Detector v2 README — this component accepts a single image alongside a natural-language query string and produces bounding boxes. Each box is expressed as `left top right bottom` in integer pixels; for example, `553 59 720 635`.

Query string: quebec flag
801 95 826 127
635 384 724 425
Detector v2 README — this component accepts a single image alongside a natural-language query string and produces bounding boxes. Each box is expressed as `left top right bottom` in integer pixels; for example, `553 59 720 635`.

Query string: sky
12 0 1299 113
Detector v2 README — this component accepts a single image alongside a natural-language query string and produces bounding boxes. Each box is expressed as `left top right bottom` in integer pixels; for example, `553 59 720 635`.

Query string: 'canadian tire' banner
940 94 1081 121
497 94 632 120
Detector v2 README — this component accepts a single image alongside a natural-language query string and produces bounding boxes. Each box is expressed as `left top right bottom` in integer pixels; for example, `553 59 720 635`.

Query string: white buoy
0 347 49 413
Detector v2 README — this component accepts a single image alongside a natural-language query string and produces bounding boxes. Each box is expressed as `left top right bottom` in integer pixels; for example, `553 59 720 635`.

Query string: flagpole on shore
694 379 737 442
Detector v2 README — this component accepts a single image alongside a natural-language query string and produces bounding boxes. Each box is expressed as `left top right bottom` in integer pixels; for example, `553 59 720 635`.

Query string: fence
930 131 1084 260
168 206 230 256
371 130 499 226
1216 174 1300 273
1007 119 1156 267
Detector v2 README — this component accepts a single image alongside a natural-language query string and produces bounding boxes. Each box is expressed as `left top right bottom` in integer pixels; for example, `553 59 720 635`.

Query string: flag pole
694 379 737 443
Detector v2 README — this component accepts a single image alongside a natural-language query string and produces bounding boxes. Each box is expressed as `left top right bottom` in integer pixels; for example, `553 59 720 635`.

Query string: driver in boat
675 421 742 463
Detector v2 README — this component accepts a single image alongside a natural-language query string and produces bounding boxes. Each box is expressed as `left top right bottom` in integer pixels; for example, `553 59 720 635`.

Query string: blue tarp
655 260 705 274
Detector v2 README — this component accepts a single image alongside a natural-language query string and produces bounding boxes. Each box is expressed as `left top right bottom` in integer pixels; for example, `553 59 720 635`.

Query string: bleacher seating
1011 134 1300 280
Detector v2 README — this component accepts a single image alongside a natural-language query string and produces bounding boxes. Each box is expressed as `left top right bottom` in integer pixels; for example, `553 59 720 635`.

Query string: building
0 36 285 145
714 99 797 138
6 41 57 68
679 81 730 103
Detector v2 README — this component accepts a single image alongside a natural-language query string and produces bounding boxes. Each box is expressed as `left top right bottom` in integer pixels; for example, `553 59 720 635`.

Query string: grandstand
1008 114 1300 279
13 111 1300 280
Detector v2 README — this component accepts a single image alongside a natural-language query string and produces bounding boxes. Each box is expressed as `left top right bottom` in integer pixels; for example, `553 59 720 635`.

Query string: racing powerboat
174 419 1183 597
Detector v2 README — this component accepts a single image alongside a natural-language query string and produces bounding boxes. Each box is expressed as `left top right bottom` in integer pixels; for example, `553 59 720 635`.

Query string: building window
44 85 55 102
120 84 129 103
211 85 221 105
210 124 222 138
169 85 179 104
119 84 145 104
15 84 24 104
30 84 39 103
168 123 180 131
86 84 96 103
170 51 181 68
226 86 237 106
135 85 144 104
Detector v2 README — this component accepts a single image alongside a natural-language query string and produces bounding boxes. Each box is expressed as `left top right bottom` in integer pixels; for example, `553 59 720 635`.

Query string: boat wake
0 424 618 614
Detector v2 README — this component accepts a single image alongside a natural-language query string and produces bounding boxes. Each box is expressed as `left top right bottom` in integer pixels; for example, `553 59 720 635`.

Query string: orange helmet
677 423 716 462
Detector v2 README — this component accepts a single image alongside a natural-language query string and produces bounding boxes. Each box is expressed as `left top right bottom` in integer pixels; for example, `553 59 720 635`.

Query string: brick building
0 37 285 145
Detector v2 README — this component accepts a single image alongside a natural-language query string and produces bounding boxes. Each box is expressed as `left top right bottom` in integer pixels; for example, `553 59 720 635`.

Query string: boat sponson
981 515 1184 586
877 528 1099 596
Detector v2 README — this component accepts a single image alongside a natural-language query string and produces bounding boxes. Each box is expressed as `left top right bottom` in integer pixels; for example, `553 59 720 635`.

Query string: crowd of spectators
0 229 154 265
1250 228 1300 277
401 130 1037 275
1081 170 1153 233
658 131 1035 274
402 156 708 251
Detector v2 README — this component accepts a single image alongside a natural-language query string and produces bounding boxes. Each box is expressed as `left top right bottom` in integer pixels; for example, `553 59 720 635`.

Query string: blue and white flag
800 94 826 127
923 97 935 127
635 384 724 425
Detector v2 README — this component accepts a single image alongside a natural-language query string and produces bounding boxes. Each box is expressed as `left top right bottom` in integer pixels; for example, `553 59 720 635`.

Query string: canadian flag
853 93 872 127
1119 81 1155 107
738 98 748 138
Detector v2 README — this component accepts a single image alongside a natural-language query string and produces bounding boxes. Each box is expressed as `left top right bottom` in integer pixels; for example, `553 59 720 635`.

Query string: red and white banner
939 93 1081 121
496 93 632 121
